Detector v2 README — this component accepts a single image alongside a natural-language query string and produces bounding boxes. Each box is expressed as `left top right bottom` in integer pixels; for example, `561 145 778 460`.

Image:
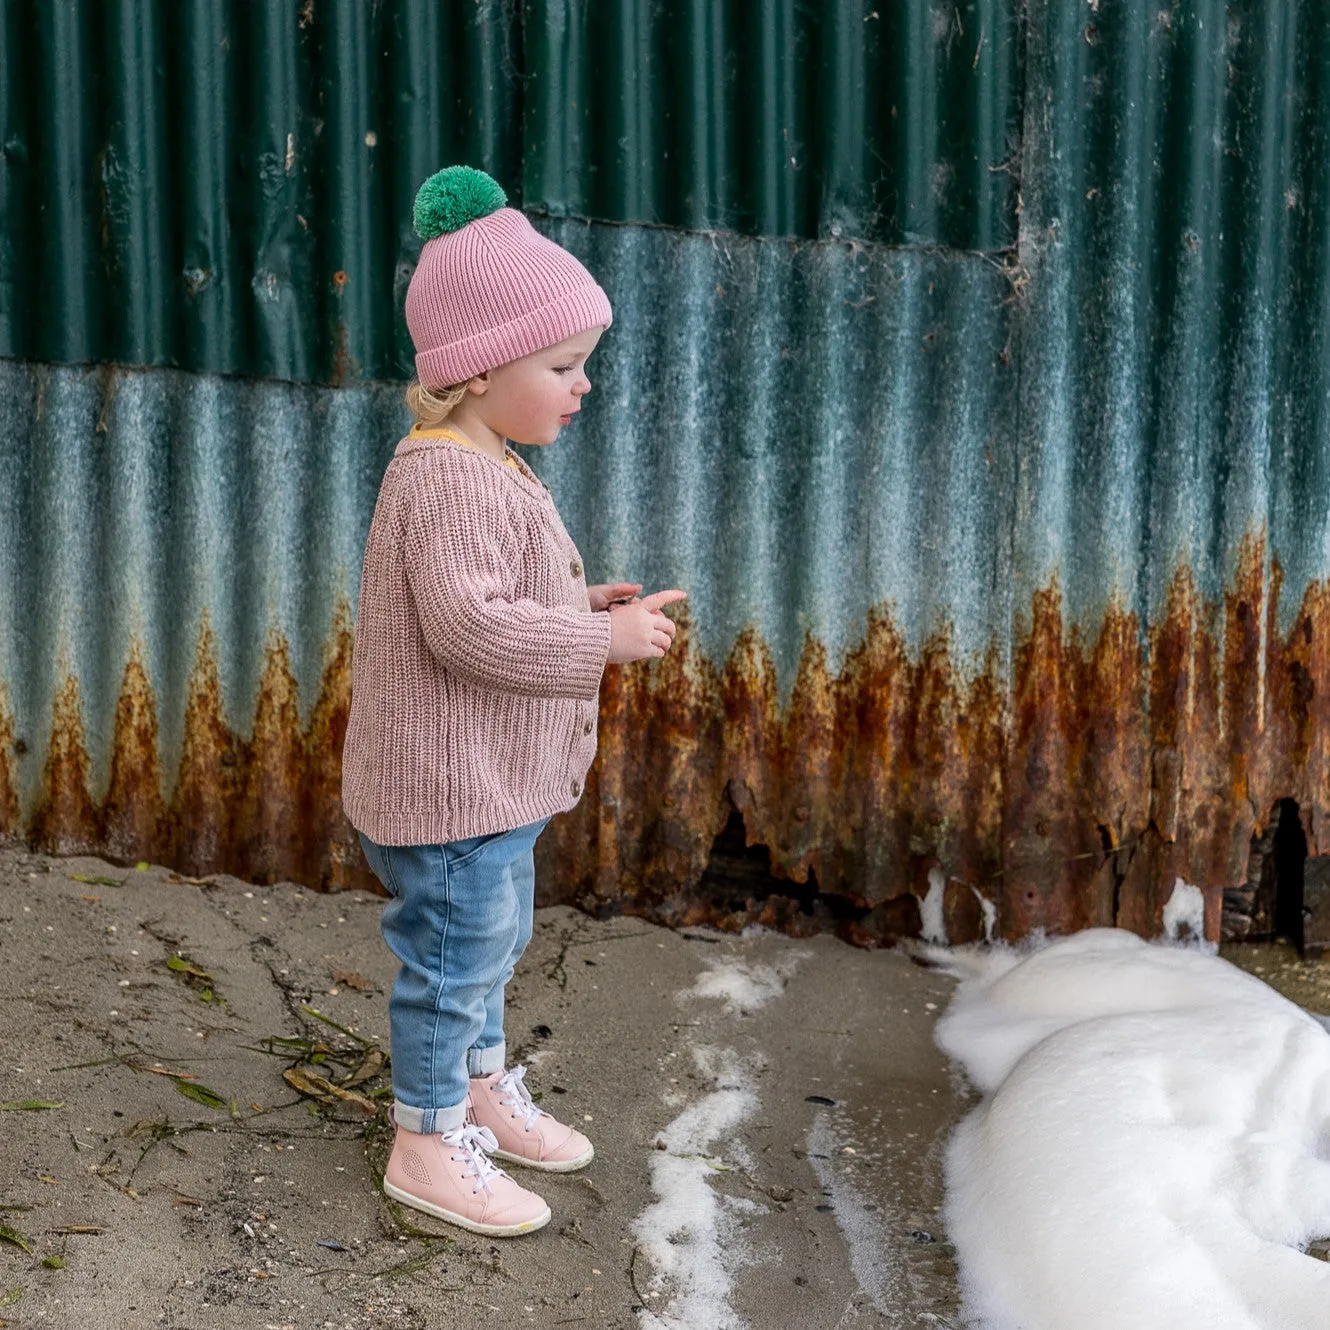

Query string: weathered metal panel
0 0 1020 382
0 218 1019 916
4 0 1330 948
0 360 405 885
0 0 525 382
522 0 1020 246
1002 0 1330 941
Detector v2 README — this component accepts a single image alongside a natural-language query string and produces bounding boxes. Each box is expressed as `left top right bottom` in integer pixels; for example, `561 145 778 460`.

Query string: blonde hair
406 378 469 427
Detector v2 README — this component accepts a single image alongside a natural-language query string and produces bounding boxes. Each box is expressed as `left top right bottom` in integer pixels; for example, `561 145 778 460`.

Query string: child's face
470 327 603 446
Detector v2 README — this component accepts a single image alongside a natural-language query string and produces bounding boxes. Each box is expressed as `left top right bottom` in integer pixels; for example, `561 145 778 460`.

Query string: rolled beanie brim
415 281 612 388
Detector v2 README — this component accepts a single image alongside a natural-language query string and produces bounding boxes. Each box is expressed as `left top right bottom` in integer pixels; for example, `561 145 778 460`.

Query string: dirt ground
6 846 1324 1330
0 846 970 1330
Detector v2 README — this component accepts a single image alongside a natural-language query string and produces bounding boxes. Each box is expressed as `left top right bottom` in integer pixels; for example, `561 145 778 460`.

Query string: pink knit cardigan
342 432 612 845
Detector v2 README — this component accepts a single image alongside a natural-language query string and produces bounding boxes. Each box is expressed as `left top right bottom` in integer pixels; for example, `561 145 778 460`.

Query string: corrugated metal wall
3 0 1329 945
0 0 1020 380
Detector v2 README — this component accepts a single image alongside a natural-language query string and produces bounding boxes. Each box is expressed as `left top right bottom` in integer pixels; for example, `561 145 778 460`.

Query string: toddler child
342 166 684 1237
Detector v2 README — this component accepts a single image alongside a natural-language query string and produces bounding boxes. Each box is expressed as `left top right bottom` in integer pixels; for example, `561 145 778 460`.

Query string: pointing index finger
640 589 688 611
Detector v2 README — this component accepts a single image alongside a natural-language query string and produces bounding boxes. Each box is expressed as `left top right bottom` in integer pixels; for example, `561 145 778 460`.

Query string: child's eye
553 365 574 374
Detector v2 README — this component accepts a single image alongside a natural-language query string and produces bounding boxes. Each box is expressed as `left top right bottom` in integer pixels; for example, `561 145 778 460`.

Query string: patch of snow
935 927 1330 1329
914 938 1023 995
689 960 784 1015
972 887 998 942
727 1137 759 1174
919 867 948 944
721 1194 766 1216
1162 876 1206 942
686 950 808 1016
632 1046 759 1330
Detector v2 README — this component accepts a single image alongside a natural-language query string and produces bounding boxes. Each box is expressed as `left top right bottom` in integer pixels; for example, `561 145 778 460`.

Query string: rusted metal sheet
17 610 365 893
7 523 1330 951
0 357 405 894
539 608 1008 946
7 0 1330 952
539 546 1330 948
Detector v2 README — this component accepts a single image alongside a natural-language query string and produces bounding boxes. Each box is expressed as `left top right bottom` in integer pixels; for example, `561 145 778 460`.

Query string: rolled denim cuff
394 1097 467 1135
466 1041 506 1078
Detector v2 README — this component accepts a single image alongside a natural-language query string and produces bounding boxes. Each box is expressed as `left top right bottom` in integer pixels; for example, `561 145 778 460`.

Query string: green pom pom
413 166 507 239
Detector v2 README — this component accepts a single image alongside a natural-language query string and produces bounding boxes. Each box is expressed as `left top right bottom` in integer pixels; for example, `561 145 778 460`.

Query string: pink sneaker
383 1119 551 1237
468 1065 595 1172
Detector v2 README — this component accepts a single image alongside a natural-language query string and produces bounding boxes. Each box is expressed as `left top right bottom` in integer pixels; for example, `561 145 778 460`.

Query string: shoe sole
383 1181 551 1237
490 1143 595 1173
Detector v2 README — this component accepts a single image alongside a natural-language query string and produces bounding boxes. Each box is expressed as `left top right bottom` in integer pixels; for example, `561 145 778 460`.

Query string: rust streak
100 645 167 862
29 672 99 856
231 631 307 884
0 682 19 838
170 613 239 874
300 597 366 891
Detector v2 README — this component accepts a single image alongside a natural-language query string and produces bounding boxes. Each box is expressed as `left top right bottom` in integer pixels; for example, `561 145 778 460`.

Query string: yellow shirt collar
409 423 523 472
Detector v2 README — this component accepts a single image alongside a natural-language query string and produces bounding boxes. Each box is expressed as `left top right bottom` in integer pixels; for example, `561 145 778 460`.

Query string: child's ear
466 373 490 397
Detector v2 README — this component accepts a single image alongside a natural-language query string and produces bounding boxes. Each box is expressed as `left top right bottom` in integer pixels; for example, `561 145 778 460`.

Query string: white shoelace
495 1065 545 1132
441 1122 503 1194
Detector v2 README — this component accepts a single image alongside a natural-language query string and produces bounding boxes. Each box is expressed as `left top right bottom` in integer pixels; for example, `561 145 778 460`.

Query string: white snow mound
935 927 1330 1330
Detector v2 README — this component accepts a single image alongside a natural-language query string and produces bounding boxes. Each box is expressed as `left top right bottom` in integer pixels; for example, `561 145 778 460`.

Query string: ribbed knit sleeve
403 452 611 700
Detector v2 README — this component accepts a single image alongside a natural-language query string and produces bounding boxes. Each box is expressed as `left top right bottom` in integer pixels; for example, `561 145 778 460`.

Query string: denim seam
427 841 452 1136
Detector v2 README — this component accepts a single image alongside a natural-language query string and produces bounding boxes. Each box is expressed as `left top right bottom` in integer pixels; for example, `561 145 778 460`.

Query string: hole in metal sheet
698 804 796 914
694 795 878 932
1271 798 1307 951
1228 798 1309 948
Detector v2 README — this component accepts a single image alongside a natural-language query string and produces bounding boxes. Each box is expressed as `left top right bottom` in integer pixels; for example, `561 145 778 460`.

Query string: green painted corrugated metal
523 0 1020 245
0 0 524 382
0 0 1022 383
1016 0 1330 627
5 0 1330 948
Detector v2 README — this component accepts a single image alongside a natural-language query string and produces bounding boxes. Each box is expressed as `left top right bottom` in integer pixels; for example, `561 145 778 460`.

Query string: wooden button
584 719 594 735
570 559 583 578
570 779 581 797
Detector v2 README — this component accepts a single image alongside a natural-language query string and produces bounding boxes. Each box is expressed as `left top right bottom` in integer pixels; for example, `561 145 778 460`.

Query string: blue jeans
359 819 549 1133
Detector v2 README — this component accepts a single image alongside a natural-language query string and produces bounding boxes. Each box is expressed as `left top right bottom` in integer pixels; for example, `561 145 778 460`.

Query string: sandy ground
0 846 970 1330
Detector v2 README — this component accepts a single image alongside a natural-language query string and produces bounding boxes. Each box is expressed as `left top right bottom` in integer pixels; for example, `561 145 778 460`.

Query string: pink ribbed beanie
404 166 612 388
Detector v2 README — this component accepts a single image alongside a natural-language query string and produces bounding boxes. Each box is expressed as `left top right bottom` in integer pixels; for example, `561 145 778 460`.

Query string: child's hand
607 589 687 663
587 582 642 612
